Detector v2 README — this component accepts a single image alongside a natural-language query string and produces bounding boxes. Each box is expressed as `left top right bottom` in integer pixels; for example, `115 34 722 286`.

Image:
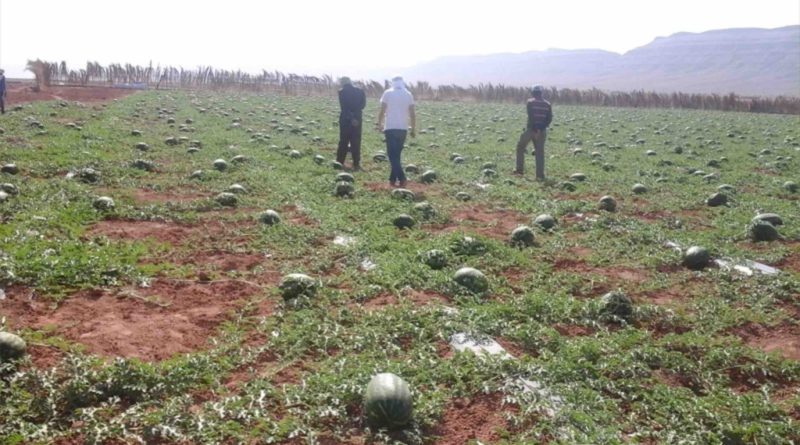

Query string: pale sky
0 0 798 78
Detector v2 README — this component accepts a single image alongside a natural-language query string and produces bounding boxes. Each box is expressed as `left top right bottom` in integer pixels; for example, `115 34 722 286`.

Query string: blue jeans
384 129 407 184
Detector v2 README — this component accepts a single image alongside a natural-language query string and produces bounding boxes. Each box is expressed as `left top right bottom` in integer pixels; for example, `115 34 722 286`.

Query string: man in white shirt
376 76 416 187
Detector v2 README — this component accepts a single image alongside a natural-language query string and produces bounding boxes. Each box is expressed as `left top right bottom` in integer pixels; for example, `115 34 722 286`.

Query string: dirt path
5 80 138 105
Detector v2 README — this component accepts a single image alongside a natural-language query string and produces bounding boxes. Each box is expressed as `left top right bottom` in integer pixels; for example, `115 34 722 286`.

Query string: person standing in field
376 76 416 187
515 85 552 180
336 77 366 171
0 69 7 114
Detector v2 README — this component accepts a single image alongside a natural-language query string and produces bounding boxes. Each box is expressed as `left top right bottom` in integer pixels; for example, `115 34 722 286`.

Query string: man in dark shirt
337 77 366 171
515 85 553 180
0 69 6 114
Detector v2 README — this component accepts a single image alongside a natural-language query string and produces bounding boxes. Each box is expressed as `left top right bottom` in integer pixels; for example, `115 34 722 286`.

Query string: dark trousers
516 128 546 179
384 129 407 184
0 96 4 114
337 121 362 167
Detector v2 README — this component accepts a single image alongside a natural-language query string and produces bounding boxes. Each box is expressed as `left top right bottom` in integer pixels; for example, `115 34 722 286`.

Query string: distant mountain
400 26 800 97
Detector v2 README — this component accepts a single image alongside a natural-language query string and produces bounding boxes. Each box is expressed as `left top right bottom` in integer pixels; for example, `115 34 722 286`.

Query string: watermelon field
0 90 799 444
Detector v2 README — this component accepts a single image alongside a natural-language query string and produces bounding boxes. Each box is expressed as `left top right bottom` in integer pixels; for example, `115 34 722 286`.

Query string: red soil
428 204 529 240
359 290 449 310
553 258 650 288
732 322 800 361
0 280 263 361
553 323 596 337
432 393 517 445
5 81 137 105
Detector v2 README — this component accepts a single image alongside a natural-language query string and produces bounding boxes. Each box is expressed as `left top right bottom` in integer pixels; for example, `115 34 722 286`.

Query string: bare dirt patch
431 393 517 445
0 280 263 361
554 258 650 292
87 219 200 245
567 246 593 259
427 204 529 240
87 217 256 248
733 322 800 361
553 323 596 337
6 81 137 105
359 290 449 311
775 252 800 274
280 205 318 227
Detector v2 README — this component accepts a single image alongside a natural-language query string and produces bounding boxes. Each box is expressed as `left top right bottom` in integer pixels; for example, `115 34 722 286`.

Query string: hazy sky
0 0 798 78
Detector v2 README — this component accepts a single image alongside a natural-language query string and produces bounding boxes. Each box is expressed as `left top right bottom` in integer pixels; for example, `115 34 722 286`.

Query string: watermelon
258 209 281 226
2 163 20 175
331 161 344 170
279 273 318 300
455 192 471 202
706 192 727 207
570 173 586 182
449 153 463 161
93 196 115 211
752 213 783 226
190 170 203 179
452 156 465 164
453 267 489 293
135 142 150 151
600 291 633 320
1 183 19 195
393 214 416 229
451 236 486 256
632 183 648 194
683 246 710 270
598 195 617 212
213 159 228 171
0 332 27 360
481 168 497 178
718 184 735 192
391 188 416 201
784 181 798 193
413 201 436 219
748 220 780 242
559 181 577 191
336 172 355 183
228 184 247 194
131 129 143 136
231 155 247 164
364 373 412 429
420 170 438 184
482 162 497 170
510 226 535 247
533 214 557 230
423 249 448 270
289 150 302 159
404 164 419 174
373 153 387 162
77 168 100 184
187 147 200 154
0 191 8 203
215 192 238 207
131 159 156 172
314 154 325 165
335 181 355 197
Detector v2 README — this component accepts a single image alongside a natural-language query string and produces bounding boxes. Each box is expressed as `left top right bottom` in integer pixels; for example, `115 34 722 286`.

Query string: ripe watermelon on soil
453 267 489 293
364 373 412 429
